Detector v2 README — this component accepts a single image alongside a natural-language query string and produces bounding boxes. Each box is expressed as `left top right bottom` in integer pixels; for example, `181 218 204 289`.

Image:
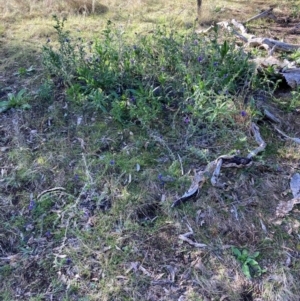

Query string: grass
1 0 300 300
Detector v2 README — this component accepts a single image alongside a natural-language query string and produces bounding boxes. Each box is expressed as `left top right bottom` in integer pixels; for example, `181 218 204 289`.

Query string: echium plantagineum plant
43 18 255 125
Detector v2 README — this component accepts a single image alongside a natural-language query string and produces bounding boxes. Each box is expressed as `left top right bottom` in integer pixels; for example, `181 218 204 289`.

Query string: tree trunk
197 0 202 20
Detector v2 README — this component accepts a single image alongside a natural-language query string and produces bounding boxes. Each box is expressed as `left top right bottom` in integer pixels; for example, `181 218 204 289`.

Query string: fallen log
248 37 300 52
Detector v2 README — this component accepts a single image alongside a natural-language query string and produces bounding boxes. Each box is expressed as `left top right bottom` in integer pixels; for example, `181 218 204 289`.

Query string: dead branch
199 19 300 54
231 19 248 36
217 21 249 42
248 37 300 52
230 20 300 52
245 8 275 24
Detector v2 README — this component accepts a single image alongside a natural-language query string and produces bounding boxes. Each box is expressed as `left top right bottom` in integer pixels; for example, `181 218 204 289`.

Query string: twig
245 8 274 24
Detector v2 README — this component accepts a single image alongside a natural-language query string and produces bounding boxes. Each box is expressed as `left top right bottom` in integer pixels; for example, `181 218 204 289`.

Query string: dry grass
0 0 108 18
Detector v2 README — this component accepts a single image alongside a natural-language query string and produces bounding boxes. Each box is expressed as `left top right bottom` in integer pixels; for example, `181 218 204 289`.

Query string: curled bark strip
274 126 300 145
178 235 207 248
178 224 207 248
263 109 281 124
231 19 247 34
211 158 224 188
172 123 265 208
247 123 267 158
276 174 300 217
217 21 249 42
276 198 300 217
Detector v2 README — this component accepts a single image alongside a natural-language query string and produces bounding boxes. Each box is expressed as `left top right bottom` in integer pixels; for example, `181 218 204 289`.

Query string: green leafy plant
290 88 300 111
232 247 266 279
0 89 31 113
289 49 300 65
275 87 300 112
42 18 258 126
14 65 35 76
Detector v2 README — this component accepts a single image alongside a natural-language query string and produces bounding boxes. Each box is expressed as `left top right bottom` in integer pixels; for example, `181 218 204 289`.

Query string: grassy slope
1 1 300 301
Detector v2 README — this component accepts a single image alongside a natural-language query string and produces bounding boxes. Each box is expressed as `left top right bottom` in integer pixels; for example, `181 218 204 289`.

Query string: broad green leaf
242 249 249 256
232 247 241 257
261 268 267 273
242 263 251 279
248 259 259 266
0 101 9 107
21 104 31 110
0 101 9 113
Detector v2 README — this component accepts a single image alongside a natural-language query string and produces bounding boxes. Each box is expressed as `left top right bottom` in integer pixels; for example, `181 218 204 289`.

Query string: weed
0 265 12 277
43 17 256 126
14 65 35 77
289 49 300 65
290 88 300 111
0 89 31 113
36 81 53 102
291 0 300 18
232 247 267 279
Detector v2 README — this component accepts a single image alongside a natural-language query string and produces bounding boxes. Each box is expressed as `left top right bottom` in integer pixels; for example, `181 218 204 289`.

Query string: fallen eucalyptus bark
279 68 300 89
244 7 275 24
171 123 265 207
252 56 296 70
276 198 300 217
273 126 300 145
247 38 300 53
216 21 251 42
229 20 300 52
198 19 300 54
222 20 300 87
276 173 300 217
263 108 281 124
178 224 207 248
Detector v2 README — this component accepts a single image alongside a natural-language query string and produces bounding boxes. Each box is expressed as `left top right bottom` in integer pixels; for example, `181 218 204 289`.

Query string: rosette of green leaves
232 247 267 279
